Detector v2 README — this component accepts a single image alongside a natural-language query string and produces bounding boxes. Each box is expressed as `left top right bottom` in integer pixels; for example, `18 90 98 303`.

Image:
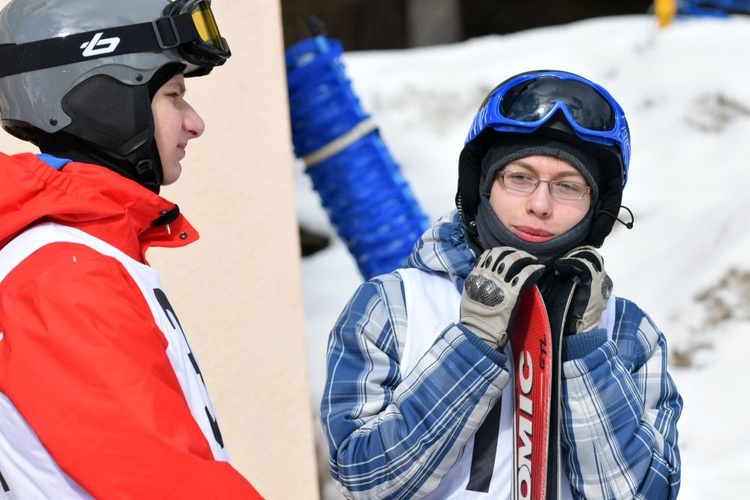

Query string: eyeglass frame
496 170 592 201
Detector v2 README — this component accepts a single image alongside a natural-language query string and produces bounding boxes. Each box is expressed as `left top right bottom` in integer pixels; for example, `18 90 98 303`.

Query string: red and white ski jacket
0 153 263 498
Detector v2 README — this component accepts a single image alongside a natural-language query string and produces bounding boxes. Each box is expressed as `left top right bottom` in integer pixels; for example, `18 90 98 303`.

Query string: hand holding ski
554 246 613 334
460 247 545 349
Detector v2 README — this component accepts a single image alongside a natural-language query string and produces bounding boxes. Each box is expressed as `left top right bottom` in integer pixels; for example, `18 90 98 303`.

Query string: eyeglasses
465 71 629 187
497 170 591 200
0 0 230 79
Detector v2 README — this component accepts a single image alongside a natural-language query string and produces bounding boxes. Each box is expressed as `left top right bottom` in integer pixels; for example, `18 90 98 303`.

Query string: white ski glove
460 247 546 350
554 246 613 334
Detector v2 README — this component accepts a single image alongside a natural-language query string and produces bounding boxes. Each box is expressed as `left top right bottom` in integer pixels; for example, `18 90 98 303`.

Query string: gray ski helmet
0 0 230 192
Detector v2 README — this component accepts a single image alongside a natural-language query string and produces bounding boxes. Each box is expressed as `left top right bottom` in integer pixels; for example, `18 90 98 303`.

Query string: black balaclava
473 136 602 264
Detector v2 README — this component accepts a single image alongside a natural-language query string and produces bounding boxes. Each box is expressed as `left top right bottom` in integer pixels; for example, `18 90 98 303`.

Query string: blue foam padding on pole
286 36 429 280
677 0 750 15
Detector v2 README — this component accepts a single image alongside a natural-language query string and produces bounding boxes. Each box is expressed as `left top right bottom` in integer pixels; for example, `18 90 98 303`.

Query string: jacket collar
0 152 198 263
405 210 476 291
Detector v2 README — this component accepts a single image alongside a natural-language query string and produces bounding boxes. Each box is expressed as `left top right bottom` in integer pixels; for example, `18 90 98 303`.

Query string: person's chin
161 163 182 185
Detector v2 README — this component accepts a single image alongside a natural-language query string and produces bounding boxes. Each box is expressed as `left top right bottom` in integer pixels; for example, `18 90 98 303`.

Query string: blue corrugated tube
678 0 750 16
285 35 429 280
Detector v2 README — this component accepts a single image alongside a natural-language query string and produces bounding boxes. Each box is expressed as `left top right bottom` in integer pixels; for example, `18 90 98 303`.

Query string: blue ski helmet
456 69 631 248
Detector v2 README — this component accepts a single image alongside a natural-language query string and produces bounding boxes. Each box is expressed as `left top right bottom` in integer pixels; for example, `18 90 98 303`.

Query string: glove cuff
561 328 607 361
456 323 508 365
460 317 508 350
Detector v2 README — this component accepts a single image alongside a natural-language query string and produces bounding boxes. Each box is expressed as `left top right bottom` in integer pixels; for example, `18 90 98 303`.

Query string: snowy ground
294 14 750 499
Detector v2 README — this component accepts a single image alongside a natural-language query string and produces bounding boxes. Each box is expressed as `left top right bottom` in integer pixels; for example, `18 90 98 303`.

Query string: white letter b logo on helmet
80 32 120 57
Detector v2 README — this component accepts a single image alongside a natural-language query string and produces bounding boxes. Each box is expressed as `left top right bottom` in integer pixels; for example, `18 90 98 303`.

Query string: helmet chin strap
134 159 161 193
37 131 163 193
119 128 163 193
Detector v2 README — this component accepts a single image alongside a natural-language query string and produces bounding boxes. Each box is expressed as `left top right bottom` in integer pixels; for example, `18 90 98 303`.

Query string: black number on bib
0 468 10 492
154 288 225 449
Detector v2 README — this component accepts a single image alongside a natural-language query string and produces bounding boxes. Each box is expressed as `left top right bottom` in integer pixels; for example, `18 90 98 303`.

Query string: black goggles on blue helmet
466 70 630 186
0 0 230 78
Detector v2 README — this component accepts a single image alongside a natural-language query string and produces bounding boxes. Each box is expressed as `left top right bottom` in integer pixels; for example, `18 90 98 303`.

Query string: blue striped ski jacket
320 211 682 499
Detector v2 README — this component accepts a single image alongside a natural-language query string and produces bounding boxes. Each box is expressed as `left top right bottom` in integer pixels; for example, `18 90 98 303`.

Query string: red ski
508 280 575 500
509 286 554 500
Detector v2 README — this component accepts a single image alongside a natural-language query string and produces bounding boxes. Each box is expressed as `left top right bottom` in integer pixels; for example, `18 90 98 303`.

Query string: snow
294 14 750 498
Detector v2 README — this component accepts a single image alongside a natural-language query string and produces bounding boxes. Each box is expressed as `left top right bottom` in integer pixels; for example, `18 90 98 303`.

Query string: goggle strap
0 13 208 79
153 16 181 49
154 13 206 49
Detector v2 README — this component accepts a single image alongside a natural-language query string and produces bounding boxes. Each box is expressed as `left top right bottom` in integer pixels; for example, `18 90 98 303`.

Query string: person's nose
526 180 553 217
184 103 205 139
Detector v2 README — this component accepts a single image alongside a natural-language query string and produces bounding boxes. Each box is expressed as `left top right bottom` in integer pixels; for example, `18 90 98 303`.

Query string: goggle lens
191 1 223 50
500 78 615 132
